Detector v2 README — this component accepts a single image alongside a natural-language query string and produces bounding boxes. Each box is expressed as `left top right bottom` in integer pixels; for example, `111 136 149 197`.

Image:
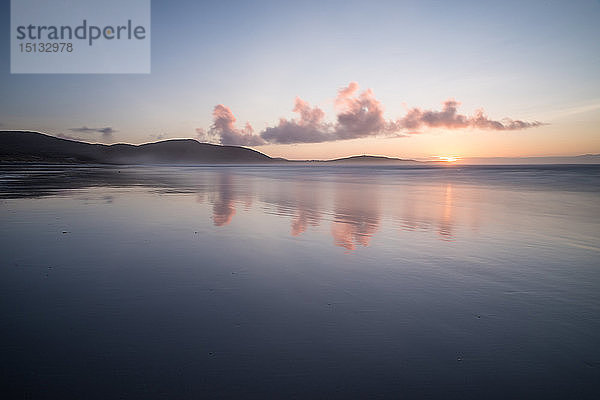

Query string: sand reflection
210 171 254 227
330 183 380 250
212 173 236 226
396 183 459 241
206 171 467 245
438 184 454 240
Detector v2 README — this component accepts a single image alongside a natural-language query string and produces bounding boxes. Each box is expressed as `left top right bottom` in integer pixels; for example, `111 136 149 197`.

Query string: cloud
259 83 396 144
199 82 544 145
149 133 166 141
195 127 211 143
97 127 116 136
333 83 395 140
334 81 360 107
70 126 117 138
399 99 468 130
260 97 334 144
397 99 544 131
205 104 265 146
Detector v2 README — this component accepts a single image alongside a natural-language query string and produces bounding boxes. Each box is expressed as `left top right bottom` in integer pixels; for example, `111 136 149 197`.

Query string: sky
1 0 599 160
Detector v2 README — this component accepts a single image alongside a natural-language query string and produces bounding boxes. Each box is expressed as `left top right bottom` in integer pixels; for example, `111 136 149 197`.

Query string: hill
319 155 421 165
0 131 275 164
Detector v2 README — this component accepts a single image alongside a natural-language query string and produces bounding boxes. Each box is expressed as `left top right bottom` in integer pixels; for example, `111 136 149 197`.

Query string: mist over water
1 165 599 399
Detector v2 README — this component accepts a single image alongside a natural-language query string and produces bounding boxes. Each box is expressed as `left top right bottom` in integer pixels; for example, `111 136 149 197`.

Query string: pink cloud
202 104 265 146
334 81 360 107
261 97 334 144
199 83 544 145
398 99 544 131
260 83 395 143
468 108 544 130
333 84 392 140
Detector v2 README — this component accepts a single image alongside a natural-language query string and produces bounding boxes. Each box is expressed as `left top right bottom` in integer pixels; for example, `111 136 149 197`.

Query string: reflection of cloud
291 209 320 236
290 184 321 236
212 172 236 226
331 184 380 250
260 177 379 248
210 171 255 227
203 170 473 245
259 180 322 236
331 220 378 250
213 200 235 226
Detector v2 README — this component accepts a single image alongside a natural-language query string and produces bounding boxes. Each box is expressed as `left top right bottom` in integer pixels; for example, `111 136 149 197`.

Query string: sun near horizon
438 156 460 163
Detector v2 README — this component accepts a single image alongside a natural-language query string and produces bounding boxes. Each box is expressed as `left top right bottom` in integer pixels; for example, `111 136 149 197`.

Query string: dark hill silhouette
0 131 275 164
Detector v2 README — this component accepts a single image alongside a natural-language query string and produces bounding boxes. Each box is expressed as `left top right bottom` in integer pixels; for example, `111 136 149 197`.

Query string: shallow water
1 164 599 399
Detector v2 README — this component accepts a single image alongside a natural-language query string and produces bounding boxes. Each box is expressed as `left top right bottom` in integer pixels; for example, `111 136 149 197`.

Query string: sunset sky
1 0 599 160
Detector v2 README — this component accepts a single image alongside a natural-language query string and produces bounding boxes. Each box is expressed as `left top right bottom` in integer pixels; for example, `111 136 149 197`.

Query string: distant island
311 155 420 165
1 131 598 165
